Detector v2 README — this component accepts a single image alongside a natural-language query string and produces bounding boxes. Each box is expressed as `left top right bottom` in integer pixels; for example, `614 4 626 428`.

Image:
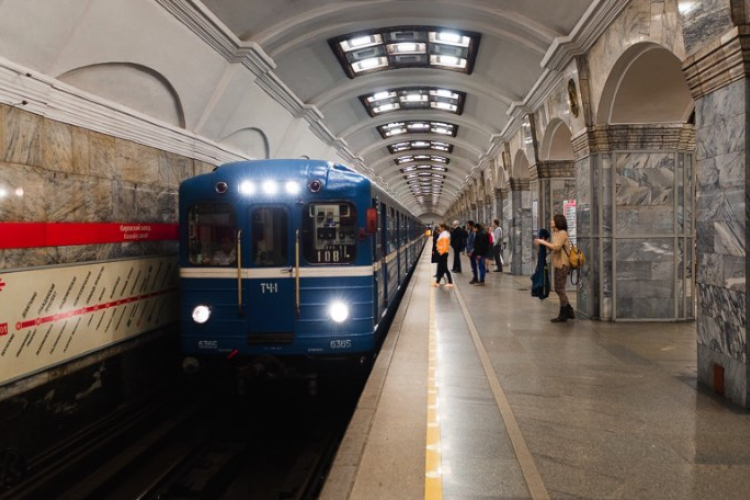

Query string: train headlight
329 301 349 323
239 181 255 194
192 305 211 324
262 180 278 194
285 181 300 194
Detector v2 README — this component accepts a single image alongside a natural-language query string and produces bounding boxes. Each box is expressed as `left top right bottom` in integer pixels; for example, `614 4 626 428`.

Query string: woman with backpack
533 214 575 322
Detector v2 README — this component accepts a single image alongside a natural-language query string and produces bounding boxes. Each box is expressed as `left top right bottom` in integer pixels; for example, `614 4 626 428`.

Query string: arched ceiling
200 0 598 216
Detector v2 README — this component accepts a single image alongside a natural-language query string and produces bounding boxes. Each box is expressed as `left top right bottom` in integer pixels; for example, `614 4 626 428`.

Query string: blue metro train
179 159 425 382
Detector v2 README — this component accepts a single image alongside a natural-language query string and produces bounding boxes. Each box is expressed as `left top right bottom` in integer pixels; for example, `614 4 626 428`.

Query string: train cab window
302 202 356 264
251 207 288 266
187 203 237 265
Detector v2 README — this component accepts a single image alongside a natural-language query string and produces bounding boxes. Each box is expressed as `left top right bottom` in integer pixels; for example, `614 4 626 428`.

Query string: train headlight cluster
239 181 256 194
262 180 278 194
192 305 212 324
238 180 300 195
329 301 349 323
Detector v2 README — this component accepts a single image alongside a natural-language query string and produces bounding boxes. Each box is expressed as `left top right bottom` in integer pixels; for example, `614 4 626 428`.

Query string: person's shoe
445 283 454 288
564 304 576 319
469 279 478 284
454 270 461 273
475 281 485 286
494 270 502 272
431 282 440 287
551 306 568 322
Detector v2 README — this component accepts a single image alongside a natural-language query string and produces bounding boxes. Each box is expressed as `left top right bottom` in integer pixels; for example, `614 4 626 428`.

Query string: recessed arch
539 118 574 160
58 62 185 128
597 43 694 125
221 127 270 159
512 150 530 179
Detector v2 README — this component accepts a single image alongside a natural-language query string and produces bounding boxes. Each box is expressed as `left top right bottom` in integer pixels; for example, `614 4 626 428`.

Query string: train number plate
330 339 351 349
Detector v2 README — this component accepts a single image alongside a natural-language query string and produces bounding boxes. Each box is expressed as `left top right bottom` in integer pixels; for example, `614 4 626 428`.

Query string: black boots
564 304 575 319
551 304 575 323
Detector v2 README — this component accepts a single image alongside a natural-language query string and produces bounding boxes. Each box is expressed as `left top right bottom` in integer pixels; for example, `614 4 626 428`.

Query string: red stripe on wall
0 222 179 249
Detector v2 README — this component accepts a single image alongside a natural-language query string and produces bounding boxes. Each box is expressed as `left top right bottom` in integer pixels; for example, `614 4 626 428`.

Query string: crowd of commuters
432 219 503 287
432 214 575 323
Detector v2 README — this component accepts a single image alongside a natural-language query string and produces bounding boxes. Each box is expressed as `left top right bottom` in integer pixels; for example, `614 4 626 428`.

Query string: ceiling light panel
394 155 450 165
360 87 466 117
377 121 458 139
387 141 454 154
330 26 481 78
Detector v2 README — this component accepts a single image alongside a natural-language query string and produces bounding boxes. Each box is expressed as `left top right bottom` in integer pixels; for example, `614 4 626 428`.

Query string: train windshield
187 203 237 265
251 207 288 266
302 202 357 264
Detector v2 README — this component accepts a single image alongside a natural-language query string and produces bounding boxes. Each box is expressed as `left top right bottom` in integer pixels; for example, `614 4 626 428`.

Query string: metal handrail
295 229 300 318
236 230 243 317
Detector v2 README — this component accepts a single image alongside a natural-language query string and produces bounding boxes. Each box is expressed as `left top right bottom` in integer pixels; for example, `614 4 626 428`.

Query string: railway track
2 375 363 500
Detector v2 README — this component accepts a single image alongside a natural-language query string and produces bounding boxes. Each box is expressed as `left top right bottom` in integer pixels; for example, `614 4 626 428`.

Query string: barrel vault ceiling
193 0 607 216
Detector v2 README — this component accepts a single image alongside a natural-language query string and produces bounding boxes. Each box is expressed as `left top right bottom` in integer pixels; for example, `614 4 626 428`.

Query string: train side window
302 202 356 264
251 207 288 266
187 203 236 265
387 207 396 253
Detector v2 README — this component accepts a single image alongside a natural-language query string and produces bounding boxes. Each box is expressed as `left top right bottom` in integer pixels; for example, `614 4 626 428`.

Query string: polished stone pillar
684 24 750 406
573 124 695 322
509 178 534 275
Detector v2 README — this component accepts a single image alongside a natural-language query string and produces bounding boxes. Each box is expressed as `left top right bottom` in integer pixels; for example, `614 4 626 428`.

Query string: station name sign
0 222 178 249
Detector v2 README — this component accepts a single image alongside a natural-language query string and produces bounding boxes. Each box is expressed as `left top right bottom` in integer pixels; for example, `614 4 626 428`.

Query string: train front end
178 159 377 379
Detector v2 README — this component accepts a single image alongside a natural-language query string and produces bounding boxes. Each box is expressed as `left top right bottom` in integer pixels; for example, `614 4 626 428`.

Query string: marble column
573 124 696 322
683 24 749 406
501 187 511 270
509 178 534 275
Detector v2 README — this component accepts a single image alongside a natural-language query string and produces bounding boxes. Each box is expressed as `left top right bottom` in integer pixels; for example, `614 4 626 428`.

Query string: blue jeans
477 256 486 282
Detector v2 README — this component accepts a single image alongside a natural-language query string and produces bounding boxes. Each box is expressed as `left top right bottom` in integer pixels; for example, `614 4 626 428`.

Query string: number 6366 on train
179 159 424 382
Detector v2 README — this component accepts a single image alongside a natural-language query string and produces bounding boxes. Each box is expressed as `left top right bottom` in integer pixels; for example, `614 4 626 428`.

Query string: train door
373 199 382 323
245 205 295 342
380 202 388 310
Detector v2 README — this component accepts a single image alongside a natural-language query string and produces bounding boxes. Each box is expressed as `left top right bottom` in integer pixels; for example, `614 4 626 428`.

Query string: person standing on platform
431 224 439 277
450 220 467 273
491 218 503 272
465 220 477 284
533 214 575 322
433 223 454 287
472 223 491 285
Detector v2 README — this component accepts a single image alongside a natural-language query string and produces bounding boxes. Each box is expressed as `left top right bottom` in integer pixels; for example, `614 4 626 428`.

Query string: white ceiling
199 0 598 214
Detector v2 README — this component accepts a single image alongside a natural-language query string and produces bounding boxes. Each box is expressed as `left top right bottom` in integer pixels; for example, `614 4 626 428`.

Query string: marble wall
679 0 733 55
613 148 694 320
0 103 214 269
693 78 747 404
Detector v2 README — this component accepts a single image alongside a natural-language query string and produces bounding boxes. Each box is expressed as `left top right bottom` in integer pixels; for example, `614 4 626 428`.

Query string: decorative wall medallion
567 78 579 117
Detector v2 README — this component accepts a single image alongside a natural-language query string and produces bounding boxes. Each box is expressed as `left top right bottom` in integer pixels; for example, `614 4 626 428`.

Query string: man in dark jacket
472 223 491 285
465 220 477 283
450 220 467 273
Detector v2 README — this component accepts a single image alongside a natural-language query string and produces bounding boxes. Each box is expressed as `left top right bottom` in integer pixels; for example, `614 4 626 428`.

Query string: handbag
563 244 586 285
568 245 585 269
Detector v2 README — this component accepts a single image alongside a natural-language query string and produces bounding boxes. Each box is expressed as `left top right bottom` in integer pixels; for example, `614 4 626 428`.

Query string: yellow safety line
424 287 443 499
453 284 550 500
